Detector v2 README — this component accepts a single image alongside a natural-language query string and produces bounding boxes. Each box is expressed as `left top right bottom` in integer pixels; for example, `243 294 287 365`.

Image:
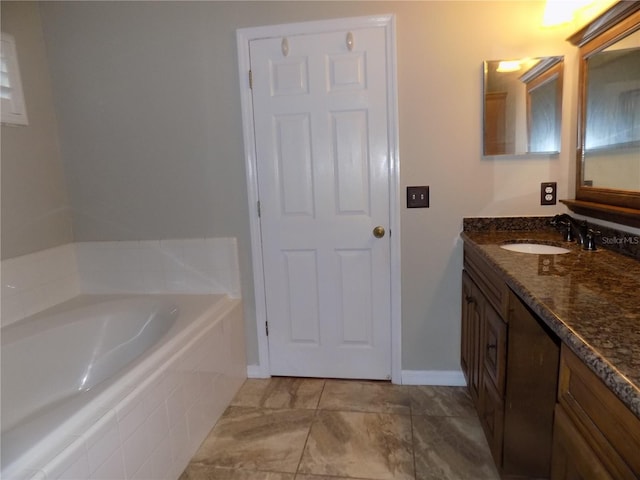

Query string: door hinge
265 321 269 336
249 69 253 89
257 200 261 217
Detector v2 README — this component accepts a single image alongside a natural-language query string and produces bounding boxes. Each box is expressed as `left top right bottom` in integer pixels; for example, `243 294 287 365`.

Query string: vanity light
542 0 617 27
496 60 521 72
542 1 579 27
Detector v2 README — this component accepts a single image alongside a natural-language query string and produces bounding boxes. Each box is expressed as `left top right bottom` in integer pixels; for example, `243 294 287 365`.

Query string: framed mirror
563 2 640 227
483 56 564 156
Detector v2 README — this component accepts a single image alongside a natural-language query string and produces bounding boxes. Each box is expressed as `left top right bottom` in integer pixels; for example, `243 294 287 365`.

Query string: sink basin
500 243 571 254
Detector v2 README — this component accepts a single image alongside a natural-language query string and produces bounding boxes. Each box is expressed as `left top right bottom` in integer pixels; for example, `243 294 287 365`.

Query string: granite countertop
461 219 640 419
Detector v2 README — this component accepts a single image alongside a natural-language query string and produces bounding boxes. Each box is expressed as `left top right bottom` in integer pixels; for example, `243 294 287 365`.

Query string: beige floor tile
412 415 500 480
409 385 475 417
318 380 411 414
180 465 295 479
232 378 325 409
295 475 369 480
190 406 315 473
298 410 414 480
182 381 500 480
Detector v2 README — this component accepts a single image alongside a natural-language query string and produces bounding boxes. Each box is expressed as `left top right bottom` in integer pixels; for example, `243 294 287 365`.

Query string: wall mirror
563 3 640 227
483 56 564 156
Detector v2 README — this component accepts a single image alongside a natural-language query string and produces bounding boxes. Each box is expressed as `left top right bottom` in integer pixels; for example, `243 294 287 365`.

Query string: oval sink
500 243 570 254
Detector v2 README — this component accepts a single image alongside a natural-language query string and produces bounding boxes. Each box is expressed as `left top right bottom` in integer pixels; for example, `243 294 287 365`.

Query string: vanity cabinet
551 345 640 480
461 246 509 467
462 245 559 479
462 217 640 479
461 266 507 465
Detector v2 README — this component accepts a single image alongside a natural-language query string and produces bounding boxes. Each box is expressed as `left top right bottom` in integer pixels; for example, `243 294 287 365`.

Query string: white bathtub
1 294 246 480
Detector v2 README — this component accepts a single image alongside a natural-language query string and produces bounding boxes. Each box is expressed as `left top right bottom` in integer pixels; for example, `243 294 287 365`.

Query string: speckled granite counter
461 218 640 419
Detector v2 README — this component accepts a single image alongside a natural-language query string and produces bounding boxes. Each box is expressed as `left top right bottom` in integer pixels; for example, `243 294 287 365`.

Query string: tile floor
179 378 500 480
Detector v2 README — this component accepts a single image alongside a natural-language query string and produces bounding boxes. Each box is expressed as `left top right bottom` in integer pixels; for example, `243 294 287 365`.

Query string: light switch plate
407 186 429 208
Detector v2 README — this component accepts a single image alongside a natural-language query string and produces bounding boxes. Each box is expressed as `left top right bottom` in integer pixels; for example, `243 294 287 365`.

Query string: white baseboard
401 370 466 386
246 364 270 378
246 365 466 386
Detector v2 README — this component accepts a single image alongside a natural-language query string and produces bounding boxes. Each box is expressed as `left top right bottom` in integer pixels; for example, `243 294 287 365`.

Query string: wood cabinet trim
463 246 509 318
558 345 640 478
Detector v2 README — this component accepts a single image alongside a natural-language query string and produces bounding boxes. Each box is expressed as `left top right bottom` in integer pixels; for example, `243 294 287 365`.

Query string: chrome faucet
550 214 599 250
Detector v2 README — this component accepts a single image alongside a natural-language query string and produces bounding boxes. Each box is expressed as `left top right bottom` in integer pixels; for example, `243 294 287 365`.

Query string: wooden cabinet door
482 302 507 394
479 371 504 468
461 271 481 403
551 405 615 480
503 291 559 478
556 345 640 479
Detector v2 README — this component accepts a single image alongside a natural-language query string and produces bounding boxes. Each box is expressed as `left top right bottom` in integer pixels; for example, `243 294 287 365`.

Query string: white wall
1 2 73 260
33 1 582 372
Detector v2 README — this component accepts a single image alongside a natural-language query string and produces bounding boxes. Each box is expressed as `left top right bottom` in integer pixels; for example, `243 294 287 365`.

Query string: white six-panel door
240 16 399 380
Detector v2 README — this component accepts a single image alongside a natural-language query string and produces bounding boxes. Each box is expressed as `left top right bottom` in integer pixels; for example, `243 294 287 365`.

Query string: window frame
1 32 29 126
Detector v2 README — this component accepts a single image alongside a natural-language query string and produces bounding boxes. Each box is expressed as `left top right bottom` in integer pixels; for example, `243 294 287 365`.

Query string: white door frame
236 14 402 383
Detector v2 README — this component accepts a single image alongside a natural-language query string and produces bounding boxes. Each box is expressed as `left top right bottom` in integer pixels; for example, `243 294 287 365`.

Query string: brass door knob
373 226 385 238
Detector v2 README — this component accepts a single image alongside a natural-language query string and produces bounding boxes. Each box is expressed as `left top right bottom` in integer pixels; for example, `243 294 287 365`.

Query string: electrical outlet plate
541 182 557 205
407 186 429 208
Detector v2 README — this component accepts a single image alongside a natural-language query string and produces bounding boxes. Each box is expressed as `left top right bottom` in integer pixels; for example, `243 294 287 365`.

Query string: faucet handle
576 220 589 245
584 228 600 251
562 222 574 242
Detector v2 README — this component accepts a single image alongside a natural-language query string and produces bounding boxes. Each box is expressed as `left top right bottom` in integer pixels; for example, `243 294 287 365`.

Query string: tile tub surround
180 378 500 480
1 237 241 326
14 296 247 480
461 226 640 419
75 238 241 297
1 244 80 326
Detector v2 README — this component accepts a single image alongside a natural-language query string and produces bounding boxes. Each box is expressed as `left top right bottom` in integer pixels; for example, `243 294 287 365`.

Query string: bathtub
1 294 246 480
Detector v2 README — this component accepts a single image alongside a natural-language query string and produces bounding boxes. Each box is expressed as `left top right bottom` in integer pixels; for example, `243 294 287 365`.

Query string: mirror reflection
483 56 563 156
582 28 640 191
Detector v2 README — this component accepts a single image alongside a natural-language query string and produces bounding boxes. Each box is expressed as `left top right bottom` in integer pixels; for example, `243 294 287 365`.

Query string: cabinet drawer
558 345 640 479
463 245 508 318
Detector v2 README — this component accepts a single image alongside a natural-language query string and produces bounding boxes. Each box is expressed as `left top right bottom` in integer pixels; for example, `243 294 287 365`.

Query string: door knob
373 226 385 238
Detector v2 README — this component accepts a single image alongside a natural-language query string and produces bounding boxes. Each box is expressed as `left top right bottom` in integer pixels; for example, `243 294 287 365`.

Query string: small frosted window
1 33 28 126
